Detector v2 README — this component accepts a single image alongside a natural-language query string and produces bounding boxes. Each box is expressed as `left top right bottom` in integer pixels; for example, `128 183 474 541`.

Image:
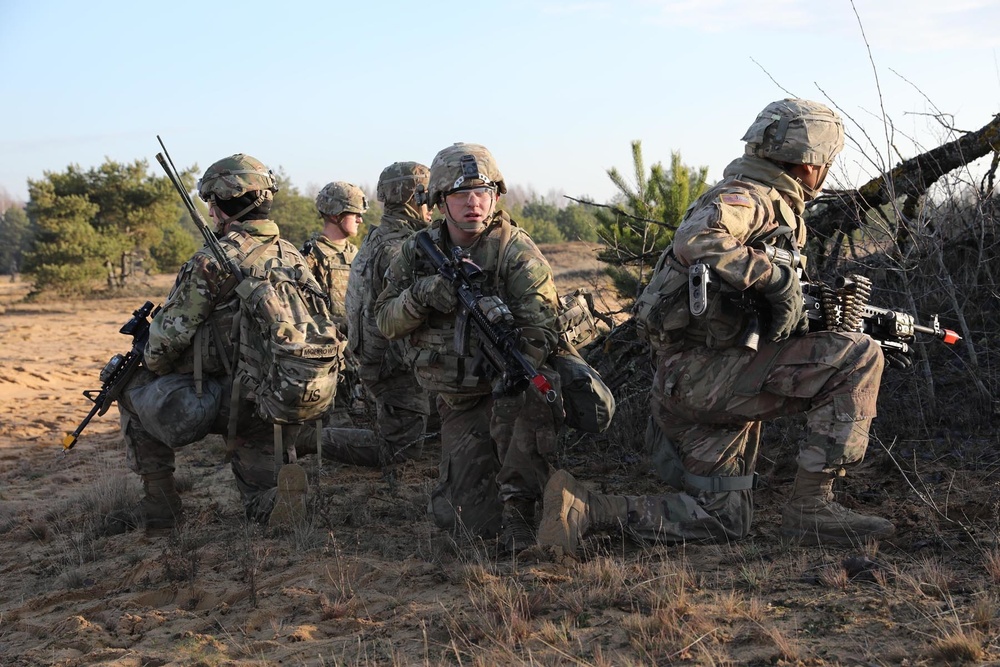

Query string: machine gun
801 275 961 359
690 242 961 360
62 301 161 450
414 232 556 402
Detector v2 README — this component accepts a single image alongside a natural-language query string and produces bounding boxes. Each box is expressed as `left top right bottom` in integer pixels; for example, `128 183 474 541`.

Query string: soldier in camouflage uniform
539 99 894 553
375 143 563 551
343 162 433 465
301 181 369 435
302 181 367 328
116 154 310 533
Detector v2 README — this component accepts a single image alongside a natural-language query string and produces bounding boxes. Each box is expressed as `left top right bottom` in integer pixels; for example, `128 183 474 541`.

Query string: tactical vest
302 234 358 321
405 215 526 395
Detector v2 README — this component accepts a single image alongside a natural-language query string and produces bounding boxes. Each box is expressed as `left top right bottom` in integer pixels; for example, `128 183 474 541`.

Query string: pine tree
596 141 708 303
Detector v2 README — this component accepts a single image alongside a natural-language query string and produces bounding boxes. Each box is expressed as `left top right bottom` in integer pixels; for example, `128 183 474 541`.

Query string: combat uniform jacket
638 156 808 351
302 233 357 325
374 211 560 399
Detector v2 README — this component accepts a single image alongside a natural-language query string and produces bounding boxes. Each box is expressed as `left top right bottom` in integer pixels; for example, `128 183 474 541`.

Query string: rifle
414 232 557 402
154 136 244 287
62 301 161 450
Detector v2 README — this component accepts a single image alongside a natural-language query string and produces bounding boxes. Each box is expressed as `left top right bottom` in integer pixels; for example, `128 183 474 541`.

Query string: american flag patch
720 193 753 207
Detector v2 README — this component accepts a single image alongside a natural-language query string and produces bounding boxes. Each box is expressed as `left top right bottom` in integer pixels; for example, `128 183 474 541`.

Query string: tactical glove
411 275 457 313
884 346 915 370
476 295 514 327
761 264 807 342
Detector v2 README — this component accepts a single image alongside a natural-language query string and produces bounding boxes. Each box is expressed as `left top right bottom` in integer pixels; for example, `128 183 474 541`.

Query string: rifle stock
63 301 160 450
414 232 556 402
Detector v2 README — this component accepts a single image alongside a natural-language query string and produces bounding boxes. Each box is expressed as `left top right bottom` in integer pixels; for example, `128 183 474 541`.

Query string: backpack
223 235 346 429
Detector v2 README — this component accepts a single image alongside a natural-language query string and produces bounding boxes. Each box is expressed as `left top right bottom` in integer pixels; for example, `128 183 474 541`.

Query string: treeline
0 143 709 297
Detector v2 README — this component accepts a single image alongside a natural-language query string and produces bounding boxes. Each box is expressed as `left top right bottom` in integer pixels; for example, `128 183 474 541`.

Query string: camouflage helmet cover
316 181 369 217
376 161 430 205
425 143 507 207
742 98 845 166
198 154 278 202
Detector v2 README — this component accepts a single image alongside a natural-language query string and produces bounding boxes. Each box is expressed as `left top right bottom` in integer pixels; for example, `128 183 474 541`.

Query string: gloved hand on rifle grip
477 295 514 327
411 275 457 313
761 264 808 342
884 346 915 370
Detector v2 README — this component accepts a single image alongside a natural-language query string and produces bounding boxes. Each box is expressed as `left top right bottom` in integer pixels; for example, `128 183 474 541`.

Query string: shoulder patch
719 193 754 207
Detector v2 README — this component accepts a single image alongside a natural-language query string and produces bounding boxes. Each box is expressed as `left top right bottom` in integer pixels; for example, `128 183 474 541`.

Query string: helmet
316 181 368 217
424 143 507 207
197 154 277 202
742 99 845 166
377 161 430 205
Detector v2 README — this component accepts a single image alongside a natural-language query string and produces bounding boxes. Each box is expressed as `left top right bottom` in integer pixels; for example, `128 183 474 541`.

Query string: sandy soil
1 244 998 666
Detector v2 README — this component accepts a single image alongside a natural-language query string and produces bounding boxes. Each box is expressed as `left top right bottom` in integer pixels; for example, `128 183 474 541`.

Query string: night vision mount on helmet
419 143 507 207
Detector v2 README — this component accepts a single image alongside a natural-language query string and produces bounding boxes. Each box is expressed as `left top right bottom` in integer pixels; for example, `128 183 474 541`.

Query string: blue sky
1 1 998 205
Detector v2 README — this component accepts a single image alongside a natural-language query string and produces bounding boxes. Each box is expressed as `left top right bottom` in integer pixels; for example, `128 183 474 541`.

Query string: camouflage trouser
428 368 562 538
119 368 289 523
627 331 883 544
365 370 430 461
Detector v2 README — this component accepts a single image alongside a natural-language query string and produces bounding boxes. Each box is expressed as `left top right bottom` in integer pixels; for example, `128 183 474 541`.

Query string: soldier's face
339 212 362 237
801 163 831 192
443 186 496 230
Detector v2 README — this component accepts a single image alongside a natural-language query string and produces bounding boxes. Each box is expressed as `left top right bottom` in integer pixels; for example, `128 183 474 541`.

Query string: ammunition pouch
556 289 601 350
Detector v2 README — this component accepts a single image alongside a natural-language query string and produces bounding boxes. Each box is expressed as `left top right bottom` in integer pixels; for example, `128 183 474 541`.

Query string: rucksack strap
238 236 278 276
193 328 204 397
493 217 513 289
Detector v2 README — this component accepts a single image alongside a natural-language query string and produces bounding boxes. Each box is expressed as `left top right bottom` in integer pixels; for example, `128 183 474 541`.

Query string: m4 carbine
414 232 556 402
63 300 161 450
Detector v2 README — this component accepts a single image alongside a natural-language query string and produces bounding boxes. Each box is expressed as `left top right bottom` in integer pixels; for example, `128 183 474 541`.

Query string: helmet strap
213 191 268 232
791 163 830 201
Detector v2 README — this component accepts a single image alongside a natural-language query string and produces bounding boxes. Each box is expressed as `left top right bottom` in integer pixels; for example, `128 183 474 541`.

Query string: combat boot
537 470 629 554
780 469 894 545
139 471 183 534
500 499 536 553
268 463 309 530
